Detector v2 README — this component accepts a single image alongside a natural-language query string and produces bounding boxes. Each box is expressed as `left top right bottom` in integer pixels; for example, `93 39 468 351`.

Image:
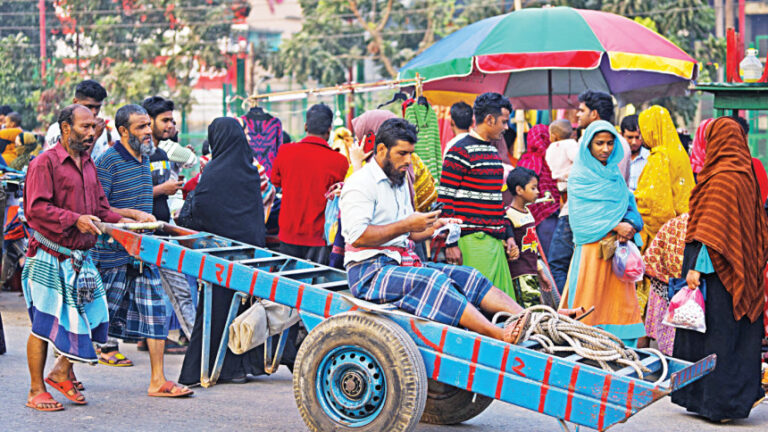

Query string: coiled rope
493 305 668 384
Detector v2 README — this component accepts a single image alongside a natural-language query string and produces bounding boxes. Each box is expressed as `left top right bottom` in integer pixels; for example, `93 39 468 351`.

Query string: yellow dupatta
635 106 695 248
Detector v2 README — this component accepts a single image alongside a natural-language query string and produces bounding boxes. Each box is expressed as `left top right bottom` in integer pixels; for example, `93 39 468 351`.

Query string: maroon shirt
25 142 122 259
271 136 348 246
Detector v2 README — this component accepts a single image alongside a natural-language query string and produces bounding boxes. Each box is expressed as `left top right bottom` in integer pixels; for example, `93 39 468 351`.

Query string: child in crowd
505 167 554 307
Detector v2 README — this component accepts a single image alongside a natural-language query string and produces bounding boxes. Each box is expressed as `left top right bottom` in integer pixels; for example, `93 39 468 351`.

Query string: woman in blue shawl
558 120 646 346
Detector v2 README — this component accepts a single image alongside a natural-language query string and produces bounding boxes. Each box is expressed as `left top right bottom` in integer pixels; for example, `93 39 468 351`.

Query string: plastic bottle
740 44 763 83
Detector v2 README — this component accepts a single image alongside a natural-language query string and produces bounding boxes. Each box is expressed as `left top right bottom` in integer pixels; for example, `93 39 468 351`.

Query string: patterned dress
642 213 688 355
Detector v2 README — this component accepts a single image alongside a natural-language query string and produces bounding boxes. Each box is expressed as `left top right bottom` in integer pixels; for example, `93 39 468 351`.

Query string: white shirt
443 132 468 157
45 122 115 162
628 147 650 192
340 159 414 266
545 138 579 216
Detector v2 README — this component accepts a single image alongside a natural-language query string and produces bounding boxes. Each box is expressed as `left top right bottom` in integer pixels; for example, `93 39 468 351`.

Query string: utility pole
39 0 46 80
739 0 746 44
725 0 734 31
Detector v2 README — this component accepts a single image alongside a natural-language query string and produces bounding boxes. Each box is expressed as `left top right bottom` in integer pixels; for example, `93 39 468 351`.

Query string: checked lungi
346 255 493 326
100 263 168 340
22 248 109 363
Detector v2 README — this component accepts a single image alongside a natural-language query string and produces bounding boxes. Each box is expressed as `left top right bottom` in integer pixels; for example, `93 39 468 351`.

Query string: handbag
175 189 198 229
598 233 618 260
228 299 300 355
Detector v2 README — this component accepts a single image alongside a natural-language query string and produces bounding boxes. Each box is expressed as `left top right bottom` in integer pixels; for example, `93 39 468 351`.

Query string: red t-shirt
271 136 348 246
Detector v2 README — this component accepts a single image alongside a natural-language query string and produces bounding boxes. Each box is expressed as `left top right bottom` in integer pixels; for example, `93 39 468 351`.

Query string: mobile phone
177 175 185 183
430 202 444 212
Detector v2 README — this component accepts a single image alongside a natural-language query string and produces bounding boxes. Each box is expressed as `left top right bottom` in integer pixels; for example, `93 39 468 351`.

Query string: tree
52 0 240 116
274 0 502 86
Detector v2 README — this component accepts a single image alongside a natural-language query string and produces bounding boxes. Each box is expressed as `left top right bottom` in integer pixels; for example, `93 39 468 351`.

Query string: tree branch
376 0 394 33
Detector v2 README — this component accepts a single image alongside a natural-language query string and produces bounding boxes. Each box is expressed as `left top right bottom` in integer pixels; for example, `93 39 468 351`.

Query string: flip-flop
44 377 86 405
25 391 64 412
98 351 133 367
148 380 194 398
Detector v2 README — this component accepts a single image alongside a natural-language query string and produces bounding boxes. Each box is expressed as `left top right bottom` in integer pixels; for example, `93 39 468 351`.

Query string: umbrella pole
548 69 553 113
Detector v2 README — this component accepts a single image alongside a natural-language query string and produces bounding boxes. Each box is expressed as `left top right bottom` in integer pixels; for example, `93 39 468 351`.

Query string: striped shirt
92 141 153 268
438 134 510 241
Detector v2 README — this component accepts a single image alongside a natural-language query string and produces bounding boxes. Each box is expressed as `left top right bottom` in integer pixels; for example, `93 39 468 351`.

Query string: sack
598 233 618 260
662 285 706 333
228 299 300 355
612 241 645 283
323 196 340 245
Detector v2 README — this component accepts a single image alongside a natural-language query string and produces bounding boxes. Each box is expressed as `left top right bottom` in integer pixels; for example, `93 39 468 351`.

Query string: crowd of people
1 78 767 423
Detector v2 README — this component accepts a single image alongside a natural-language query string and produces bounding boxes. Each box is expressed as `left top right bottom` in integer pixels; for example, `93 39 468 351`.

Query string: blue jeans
547 216 574 294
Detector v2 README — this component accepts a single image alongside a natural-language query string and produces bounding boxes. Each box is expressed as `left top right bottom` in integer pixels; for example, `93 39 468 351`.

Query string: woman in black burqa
179 117 296 385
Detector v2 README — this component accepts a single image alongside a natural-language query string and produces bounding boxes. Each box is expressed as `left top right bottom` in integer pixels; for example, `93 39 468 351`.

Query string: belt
33 231 75 257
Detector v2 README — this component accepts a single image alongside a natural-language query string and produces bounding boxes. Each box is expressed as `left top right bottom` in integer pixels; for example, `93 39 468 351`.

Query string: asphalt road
1 290 766 431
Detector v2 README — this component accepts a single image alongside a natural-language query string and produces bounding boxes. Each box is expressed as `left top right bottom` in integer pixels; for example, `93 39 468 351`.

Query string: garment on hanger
241 107 284 177
404 101 442 182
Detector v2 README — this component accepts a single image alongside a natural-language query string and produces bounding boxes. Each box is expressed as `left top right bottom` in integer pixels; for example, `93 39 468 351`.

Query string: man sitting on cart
341 118 551 344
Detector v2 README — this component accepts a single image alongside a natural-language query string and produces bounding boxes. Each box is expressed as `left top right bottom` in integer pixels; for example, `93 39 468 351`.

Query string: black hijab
192 117 265 246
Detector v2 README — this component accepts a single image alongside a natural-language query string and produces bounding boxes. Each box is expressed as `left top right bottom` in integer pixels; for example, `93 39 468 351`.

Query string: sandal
98 351 133 367
44 377 86 405
68 369 84 391
558 306 595 321
503 310 532 344
148 381 194 398
26 391 64 412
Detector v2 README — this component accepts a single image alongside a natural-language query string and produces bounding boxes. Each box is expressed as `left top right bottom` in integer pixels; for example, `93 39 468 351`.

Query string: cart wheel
293 312 427 432
420 380 493 425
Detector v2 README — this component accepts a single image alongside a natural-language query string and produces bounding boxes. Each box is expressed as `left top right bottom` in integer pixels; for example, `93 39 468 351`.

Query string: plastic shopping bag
662 286 706 333
612 241 645 283
323 196 340 245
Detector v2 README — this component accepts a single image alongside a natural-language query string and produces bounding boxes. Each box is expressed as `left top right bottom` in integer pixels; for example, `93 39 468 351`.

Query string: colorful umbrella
399 7 698 109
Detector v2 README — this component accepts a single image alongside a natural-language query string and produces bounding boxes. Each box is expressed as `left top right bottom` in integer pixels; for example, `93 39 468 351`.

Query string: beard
382 154 406 186
68 133 93 154
128 134 153 156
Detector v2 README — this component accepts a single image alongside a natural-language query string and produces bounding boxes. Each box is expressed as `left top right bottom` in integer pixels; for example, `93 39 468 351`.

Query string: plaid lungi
100 263 168 340
22 248 109 363
346 255 493 326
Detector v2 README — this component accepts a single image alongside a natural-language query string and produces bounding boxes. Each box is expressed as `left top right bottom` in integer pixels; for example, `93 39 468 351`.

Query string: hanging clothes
405 101 443 182
433 105 455 154
240 106 283 177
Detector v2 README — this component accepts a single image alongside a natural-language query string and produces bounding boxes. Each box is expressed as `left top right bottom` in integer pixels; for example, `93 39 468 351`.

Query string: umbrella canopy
399 7 698 109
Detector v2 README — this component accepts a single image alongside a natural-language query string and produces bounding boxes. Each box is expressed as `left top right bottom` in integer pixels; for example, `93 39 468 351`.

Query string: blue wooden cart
102 223 715 431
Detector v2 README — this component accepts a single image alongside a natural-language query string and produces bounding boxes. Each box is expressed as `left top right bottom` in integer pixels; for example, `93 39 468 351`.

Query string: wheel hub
341 370 366 399
316 346 387 426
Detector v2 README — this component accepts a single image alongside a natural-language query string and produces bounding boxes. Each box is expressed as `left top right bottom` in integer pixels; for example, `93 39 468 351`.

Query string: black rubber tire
293 312 428 432
420 380 493 425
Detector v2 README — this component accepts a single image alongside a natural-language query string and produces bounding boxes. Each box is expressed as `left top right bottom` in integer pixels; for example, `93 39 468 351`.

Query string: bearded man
93 104 192 397
22 104 126 411
339 118 533 342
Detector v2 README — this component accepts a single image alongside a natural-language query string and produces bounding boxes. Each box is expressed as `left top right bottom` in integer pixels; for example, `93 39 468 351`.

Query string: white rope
494 305 668 385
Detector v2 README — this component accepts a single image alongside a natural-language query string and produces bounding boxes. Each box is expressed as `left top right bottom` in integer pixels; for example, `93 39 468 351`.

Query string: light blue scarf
569 120 643 246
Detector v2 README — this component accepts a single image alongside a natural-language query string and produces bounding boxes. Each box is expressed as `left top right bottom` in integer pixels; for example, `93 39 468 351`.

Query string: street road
1 291 766 431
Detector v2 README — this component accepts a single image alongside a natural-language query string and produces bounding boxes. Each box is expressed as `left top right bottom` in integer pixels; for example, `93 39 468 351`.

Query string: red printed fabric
643 213 688 283
517 125 561 224
686 117 768 323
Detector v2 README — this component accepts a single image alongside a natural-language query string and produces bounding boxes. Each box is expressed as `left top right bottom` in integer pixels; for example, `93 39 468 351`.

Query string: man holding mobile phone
340 118 528 343
141 96 194 351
